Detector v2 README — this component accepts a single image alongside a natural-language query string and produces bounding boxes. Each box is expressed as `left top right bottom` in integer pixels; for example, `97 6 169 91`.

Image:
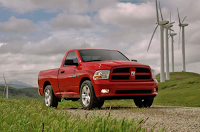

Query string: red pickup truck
38 49 158 109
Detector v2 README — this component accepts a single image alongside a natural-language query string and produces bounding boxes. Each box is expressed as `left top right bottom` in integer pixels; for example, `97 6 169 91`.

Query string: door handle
60 71 65 74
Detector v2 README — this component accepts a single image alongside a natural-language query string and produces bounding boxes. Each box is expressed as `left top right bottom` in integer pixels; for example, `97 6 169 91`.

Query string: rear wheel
44 85 58 108
134 98 154 108
80 80 104 109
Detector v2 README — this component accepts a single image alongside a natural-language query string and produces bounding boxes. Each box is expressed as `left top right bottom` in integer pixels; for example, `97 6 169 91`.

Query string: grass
0 97 155 132
154 72 200 107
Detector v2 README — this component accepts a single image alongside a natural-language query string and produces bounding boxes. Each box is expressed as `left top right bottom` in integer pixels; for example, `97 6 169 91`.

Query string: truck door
58 52 79 93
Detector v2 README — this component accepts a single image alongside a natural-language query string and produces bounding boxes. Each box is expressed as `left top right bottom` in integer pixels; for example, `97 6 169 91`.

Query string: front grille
116 90 152 94
111 75 129 80
135 75 151 79
110 67 151 81
113 68 129 73
136 68 149 73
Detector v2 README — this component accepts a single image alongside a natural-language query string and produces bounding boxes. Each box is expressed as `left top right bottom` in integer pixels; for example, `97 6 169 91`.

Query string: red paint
38 49 158 99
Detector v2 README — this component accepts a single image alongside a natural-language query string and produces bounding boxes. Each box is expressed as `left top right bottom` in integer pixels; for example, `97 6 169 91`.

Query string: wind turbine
147 0 169 82
169 13 177 72
177 8 188 72
158 5 174 80
3 74 11 99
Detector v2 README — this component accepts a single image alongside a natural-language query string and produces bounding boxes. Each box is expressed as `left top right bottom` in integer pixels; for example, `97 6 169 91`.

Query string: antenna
147 0 168 82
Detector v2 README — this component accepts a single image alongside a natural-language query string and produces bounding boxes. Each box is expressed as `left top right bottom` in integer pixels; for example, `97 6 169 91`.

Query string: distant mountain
0 85 42 99
0 80 33 89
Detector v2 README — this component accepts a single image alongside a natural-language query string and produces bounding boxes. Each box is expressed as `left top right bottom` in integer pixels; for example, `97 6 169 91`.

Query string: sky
0 0 200 87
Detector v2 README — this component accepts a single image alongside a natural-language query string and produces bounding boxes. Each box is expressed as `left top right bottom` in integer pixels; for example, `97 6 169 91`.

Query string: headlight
151 69 155 79
93 70 110 80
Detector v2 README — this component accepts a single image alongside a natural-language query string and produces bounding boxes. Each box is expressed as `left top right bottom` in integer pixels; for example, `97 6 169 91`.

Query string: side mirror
64 59 79 66
131 59 137 62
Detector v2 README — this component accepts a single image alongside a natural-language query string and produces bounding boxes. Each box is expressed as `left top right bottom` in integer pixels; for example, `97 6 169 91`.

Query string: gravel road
63 106 200 132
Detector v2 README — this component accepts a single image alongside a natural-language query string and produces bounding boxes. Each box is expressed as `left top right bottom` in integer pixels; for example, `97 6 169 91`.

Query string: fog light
101 89 109 94
154 88 157 92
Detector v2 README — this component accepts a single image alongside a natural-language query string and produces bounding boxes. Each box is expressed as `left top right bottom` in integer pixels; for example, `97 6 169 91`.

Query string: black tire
44 85 58 108
134 98 154 108
94 99 104 109
80 80 104 110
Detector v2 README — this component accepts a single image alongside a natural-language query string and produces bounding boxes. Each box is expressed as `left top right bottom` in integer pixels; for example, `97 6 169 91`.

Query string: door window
64 52 78 66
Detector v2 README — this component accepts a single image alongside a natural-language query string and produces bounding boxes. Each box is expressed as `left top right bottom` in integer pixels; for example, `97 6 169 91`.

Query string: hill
0 80 33 89
154 72 200 107
0 86 42 99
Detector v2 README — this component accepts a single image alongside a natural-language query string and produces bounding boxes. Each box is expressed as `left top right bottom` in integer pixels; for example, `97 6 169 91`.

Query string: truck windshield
79 50 129 62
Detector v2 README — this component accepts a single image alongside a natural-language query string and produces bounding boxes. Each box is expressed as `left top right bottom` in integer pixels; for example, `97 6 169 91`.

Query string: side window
64 52 78 66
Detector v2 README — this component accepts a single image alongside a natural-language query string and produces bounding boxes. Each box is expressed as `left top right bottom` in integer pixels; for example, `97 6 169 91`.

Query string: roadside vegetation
0 97 155 132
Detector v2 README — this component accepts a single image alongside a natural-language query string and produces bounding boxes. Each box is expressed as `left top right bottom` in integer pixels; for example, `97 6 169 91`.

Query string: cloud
99 2 155 27
0 0 117 14
0 0 200 87
20 31 95 56
50 14 92 30
0 16 35 33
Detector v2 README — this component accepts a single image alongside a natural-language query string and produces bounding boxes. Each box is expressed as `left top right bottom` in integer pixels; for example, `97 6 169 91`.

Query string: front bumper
92 79 158 99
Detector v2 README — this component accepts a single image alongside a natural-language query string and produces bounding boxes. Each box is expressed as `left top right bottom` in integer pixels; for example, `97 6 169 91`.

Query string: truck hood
82 60 150 69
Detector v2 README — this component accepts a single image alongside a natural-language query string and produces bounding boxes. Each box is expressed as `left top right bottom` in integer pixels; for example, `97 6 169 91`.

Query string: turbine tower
164 23 173 80
177 8 188 72
147 0 169 82
3 74 11 99
158 6 174 80
170 32 177 72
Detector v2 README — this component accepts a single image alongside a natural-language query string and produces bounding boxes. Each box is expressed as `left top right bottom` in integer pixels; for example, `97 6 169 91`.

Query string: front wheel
134 98 154 108
80 80 104 109
44 85 58 108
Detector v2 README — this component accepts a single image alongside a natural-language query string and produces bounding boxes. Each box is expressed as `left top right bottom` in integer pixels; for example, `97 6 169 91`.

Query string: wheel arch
79 77 92 92
43 81 51 93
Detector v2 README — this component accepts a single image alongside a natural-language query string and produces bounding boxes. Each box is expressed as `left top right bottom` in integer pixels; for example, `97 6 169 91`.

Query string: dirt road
63 106 200 131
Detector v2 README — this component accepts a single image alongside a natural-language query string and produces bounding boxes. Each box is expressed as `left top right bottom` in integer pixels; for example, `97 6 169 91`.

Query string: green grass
154 72 200 107
0 97 155 132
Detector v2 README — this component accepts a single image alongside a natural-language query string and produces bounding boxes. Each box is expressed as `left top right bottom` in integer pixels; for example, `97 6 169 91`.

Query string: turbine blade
177 8 181 24
3 73 7 84
159 1 163 21
147 24 159 52
182 16 187 23
169 12 171 34
169 28 174 32
8 81 12 85
155 0 159 22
